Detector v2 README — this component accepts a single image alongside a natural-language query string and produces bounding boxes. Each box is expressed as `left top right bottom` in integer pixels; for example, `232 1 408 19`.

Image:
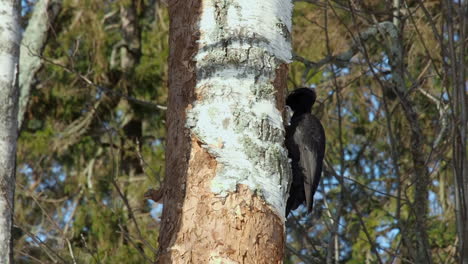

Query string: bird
285 87 326 217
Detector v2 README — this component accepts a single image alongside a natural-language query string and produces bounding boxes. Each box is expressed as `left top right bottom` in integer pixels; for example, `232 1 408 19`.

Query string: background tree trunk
157 0 292 263
443 1 468 262
18 0 61 129
0 0 20 263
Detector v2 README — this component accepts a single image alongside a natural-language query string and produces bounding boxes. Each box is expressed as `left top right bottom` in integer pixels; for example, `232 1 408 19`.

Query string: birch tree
0 0 20 263
158 0 293 262
18 0 61 129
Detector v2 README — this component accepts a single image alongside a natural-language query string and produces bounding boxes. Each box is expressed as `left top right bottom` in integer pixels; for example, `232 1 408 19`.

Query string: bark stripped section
274 64 288 123
157 0 200 262
159 0 289 263
159 139 284 263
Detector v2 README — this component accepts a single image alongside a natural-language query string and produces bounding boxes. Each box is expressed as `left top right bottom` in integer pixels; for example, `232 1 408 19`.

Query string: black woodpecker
285 88 326 216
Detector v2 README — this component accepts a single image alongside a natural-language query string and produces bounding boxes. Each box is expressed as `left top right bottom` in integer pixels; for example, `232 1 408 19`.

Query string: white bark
0 0 20 262
186 0 292 218
18 0 61 128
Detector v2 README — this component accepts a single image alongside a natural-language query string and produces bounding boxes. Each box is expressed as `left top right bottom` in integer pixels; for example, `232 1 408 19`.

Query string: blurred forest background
15 0 466 263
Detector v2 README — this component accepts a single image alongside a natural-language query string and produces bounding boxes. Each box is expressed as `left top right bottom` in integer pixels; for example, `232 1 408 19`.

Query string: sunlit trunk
18 0 60 129
158 0 292 262
0 0 20 262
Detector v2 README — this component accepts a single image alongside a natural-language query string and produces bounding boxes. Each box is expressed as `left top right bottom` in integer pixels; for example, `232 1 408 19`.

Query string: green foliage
15 0 167 263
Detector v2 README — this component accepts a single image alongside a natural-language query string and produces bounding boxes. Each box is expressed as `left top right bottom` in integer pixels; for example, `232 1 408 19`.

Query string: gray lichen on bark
186 0 293 217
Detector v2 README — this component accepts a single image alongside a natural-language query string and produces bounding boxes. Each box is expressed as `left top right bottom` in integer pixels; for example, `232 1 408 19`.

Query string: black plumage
285 88 326 217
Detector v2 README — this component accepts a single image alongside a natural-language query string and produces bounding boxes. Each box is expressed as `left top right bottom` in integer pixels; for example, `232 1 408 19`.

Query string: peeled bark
0 0 21 263
158 0 292 263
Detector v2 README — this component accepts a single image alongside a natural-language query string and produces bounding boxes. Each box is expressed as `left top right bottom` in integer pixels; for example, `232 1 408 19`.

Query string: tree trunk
18 0 61 129
444 1 468 262
158 0 292 263
0 0 20 263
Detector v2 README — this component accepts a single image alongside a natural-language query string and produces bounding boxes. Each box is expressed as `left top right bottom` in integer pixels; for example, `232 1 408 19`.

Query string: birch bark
18 0 61 128
0 0 20 263
158 0 292 263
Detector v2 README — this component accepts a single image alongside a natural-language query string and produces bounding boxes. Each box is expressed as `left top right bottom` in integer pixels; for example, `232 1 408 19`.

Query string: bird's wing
294 115 325 213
